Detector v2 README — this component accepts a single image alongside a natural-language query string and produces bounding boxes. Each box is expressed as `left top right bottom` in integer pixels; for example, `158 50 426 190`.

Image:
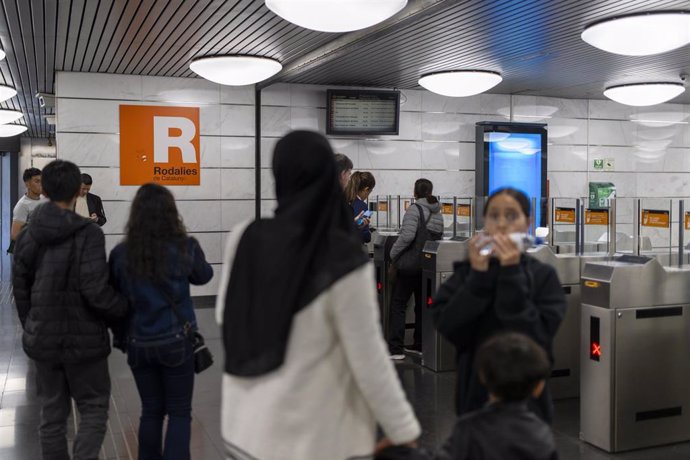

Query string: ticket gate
580 256 690 452
527 246 611 400
421 239 468 372
373 232 399 340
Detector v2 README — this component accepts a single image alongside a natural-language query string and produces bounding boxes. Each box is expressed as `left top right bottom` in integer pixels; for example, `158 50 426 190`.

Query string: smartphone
356 210 373 226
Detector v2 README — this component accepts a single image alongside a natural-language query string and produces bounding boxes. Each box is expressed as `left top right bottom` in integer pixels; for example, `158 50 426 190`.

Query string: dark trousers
388 272 422 354
128 338 194 460
34 358 111 460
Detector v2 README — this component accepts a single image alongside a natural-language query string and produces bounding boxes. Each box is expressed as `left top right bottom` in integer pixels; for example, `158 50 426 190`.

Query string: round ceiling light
0 84 17 103
0 109 23 124
189 56 282 86
265 0 407 32
0 124 27 137
582 11 690 56
418 70 502 97
603 82 685 106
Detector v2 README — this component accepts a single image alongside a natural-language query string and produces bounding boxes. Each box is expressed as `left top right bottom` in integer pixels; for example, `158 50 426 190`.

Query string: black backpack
393 203 443 276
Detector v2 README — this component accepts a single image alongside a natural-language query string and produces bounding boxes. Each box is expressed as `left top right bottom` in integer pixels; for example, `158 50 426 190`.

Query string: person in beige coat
216 131 420 460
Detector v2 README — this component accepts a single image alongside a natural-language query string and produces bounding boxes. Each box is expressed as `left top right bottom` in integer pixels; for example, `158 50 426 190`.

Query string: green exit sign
593 159 604 170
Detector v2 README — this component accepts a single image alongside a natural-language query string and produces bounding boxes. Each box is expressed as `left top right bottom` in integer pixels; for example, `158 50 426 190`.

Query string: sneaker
404 343 422 356
390 354 406 361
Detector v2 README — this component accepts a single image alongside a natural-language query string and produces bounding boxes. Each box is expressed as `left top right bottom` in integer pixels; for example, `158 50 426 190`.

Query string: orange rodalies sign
120 105 200 186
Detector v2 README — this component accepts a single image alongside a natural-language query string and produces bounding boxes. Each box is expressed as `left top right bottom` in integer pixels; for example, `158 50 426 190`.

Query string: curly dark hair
125 183 189 281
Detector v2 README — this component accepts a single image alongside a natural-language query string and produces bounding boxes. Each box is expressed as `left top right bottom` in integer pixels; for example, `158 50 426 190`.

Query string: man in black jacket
76 173 107 226
12 160 128 460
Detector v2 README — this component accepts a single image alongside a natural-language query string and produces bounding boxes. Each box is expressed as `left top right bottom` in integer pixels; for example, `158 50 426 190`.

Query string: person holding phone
432 188 567 423
346 171 376 243
216 131 419 460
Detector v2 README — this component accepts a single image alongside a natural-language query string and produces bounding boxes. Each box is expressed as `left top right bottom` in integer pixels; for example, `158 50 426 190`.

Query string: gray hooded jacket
390 198 444 260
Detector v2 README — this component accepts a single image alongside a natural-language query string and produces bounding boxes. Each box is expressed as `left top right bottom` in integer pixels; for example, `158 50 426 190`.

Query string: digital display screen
487 132 544 227
327 90 400 135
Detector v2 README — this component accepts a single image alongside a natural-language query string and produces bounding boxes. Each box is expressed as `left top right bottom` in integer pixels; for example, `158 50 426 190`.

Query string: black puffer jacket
433 256 566 423
12 202 128 363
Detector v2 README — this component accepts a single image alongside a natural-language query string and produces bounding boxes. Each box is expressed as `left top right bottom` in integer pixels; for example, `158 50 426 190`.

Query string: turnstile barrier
580 256 690 452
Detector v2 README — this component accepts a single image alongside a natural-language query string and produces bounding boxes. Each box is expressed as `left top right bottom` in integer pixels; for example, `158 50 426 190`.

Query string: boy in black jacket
12 160 128 460
376 332 558 460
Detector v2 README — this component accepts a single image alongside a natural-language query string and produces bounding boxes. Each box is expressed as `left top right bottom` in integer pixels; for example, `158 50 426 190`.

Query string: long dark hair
126 183 188 281
345 171 376 203
414 178 438 204
483 187 531 217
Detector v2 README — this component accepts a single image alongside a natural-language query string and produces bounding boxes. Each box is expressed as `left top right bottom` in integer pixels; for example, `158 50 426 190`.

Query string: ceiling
0 0 689 138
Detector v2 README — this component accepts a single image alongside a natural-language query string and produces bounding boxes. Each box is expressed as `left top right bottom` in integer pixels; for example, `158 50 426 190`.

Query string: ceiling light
0 124 27 137
418 71 502 97
0 49 5 61
265 0 407 32
0 84 16 103
582 11 690 56
189 56 282 86
603 83 685 106
0 109 23 124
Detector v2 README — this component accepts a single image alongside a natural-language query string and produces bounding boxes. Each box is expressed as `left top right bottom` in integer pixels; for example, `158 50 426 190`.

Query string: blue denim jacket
109 237 213 343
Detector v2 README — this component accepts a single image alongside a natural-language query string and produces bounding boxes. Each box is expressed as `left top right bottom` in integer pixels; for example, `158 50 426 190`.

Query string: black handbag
160 287 214 374
393 203 442 276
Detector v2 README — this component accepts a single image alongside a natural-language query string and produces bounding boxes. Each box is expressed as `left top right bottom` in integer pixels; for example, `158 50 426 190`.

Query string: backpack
393 203 443 276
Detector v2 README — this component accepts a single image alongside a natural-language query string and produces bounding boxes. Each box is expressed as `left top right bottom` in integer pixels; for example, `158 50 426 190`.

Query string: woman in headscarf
216 131 420 460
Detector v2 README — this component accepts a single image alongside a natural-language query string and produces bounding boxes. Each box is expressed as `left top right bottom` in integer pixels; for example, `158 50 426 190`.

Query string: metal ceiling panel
0 0 688 138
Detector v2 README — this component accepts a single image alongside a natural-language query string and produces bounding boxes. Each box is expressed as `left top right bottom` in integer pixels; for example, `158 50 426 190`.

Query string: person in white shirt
9 168 47 253
216 131 420 460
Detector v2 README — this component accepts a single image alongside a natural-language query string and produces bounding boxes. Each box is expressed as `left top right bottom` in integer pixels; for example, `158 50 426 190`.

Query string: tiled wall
55 72 258 296
56 72 690 293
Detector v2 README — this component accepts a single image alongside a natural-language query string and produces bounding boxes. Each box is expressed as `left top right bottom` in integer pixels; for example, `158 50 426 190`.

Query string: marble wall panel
512 96 588 119
142 76 220 104
291 107 326 133
221 201 256 230
221 85 255 105
57 72 142 100
220 169 255 200
220 105 255 137
57 133 120 167
220 137 254 168
261 106 291 138
549 145 587 172
358 141 421 170
177 200 222 232
547 172 588 198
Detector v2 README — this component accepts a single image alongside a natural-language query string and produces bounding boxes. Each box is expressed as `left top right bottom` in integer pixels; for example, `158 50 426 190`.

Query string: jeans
128 337 194 460
387 272 422 354
34 358 111 460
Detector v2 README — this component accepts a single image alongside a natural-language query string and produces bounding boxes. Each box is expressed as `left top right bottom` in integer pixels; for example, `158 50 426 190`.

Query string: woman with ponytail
346 171 376 243
388 179 444 359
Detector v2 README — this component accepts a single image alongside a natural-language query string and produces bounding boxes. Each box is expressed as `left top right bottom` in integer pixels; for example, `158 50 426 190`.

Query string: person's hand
469 234 491 272
374 438 418 454
492 234 521 266
354 211 369 229
90 213 98 222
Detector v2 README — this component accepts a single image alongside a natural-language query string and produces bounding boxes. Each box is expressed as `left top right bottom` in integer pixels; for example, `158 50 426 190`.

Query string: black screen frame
474 121 549 228
326 89 400 136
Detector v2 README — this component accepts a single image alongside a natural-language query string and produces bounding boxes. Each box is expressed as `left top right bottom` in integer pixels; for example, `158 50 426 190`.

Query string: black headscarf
223 131 368 376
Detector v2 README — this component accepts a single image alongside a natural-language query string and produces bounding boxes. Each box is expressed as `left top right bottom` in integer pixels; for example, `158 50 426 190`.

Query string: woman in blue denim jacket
109 183 213 460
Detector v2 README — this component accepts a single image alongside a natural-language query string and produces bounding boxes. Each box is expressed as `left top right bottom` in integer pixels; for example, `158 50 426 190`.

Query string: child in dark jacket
375 333 558 460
